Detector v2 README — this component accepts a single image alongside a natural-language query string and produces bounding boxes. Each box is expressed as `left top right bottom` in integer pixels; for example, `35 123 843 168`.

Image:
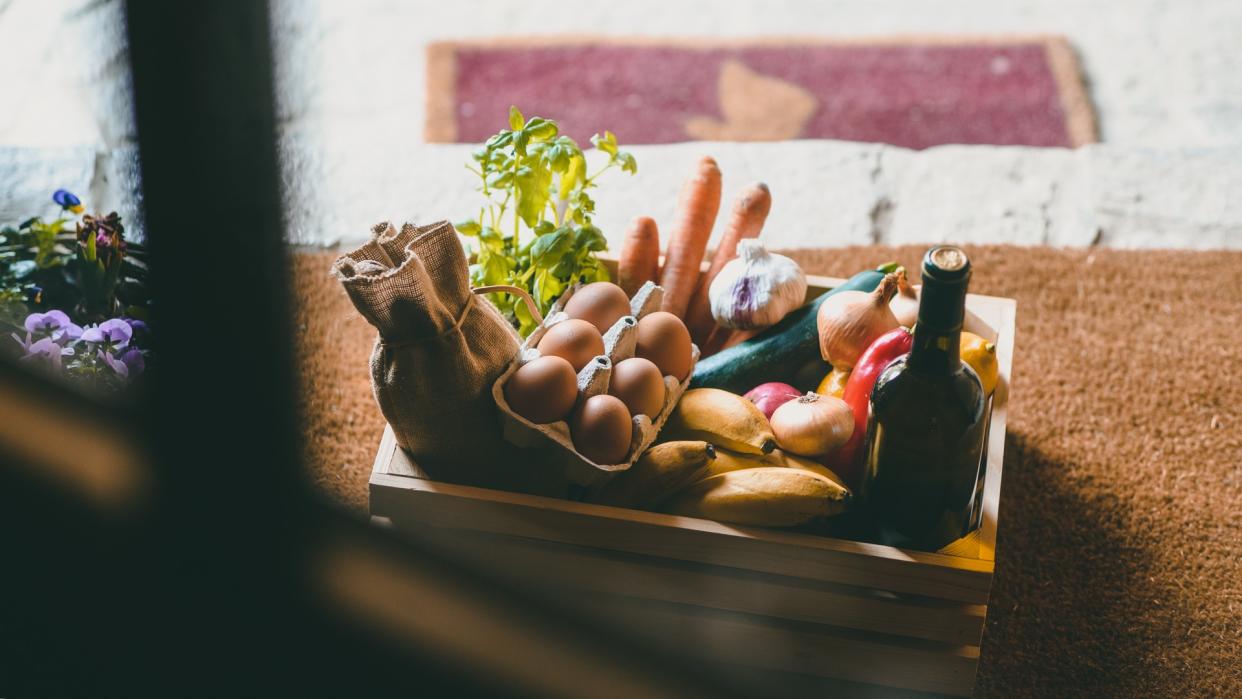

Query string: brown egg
536 318 605 371
563 281 632 334
608 357 666 418
571 394 633 465
504 356 579 424
636 311 693 381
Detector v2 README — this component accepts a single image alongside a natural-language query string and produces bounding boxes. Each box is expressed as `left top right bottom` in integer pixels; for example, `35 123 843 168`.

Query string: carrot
617 216 661 297
659 156 722 319
684 182 772 345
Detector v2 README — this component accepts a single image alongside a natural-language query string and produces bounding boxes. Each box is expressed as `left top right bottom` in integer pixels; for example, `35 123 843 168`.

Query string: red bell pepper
825 326 913 488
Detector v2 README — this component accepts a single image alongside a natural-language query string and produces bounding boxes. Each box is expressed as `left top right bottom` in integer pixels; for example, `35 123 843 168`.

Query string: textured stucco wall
274 138 1242 250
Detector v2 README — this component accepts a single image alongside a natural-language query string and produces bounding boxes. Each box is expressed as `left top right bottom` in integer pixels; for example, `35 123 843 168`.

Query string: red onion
743 382 801 420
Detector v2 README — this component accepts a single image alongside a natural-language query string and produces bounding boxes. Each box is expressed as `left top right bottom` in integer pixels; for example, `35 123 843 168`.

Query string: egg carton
491 281 700 487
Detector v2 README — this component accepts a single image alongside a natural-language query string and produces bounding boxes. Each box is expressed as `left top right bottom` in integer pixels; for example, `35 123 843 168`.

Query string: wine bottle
861 246 987 551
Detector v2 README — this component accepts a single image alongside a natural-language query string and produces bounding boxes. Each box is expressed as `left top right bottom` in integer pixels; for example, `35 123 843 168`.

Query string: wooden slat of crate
382 513 987 646
372 441 993 604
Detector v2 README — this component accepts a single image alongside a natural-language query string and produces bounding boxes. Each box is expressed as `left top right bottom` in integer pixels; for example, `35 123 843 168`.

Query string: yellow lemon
816 366 850 398
961 332 999 396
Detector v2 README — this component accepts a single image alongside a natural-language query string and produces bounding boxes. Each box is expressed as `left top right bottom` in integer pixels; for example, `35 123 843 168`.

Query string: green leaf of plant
534 268 566 307
525 117 558 141
590 131 618 157
573 225 607 252
513 295 536 336
551 254 577 279
509 106 525 131
486 130 513 149
545 144 570 172
617 151 637 174
479 227 506 252
455 219 482 236
514 129 530 156
559 154 585 199
515 165 552 229
530 226 572 267
478 250 511 286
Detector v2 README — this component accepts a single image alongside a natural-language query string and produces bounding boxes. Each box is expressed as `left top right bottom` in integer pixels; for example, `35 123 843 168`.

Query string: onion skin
824 326 913 488
743 382 802 420
770 392 854 458
890 268 920 328
816 273 901 370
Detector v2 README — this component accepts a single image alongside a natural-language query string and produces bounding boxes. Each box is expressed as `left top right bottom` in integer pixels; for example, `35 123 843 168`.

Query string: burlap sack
332 220 522 489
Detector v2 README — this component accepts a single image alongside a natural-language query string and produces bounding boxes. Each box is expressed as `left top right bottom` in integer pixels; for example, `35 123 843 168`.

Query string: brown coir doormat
293 246 1241 697
427 36 1098 149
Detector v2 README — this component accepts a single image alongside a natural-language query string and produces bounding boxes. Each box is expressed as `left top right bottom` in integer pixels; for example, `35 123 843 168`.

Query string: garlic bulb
708 240 807 330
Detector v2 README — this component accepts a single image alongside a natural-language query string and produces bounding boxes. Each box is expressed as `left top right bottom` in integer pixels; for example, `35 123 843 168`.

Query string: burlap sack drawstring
471 284 544 326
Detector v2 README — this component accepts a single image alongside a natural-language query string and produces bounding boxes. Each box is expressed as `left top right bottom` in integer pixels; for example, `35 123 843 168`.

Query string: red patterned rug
427 36 1096 149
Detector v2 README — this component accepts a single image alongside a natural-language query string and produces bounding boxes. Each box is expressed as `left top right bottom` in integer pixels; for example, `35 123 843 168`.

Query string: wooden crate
369 270 1016 697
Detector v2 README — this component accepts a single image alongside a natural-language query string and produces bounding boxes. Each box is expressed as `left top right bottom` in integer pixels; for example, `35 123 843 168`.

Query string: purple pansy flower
99 349 128 378
24 310 83 343
25 310 70 335
80 318 132 349
119 347 145 376
24 337 72 370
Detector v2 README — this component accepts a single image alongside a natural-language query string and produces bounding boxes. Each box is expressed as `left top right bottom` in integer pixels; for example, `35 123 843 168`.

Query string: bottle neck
908 273 968 373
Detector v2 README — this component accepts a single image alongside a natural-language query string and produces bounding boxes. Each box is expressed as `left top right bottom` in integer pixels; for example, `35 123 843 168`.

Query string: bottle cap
922 245 971 283
917 246 971 330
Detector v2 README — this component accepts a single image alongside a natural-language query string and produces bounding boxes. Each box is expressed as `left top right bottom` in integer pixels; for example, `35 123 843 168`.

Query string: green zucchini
689 266 889 394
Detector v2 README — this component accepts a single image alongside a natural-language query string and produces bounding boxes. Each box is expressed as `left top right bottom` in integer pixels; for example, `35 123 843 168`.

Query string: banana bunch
590 389 852 527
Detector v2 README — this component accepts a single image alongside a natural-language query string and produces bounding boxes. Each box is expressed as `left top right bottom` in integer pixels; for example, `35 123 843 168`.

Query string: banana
661 388 777 455
703 448 771 477
592 441 716 509
776 450 849 489
703 448 848 490
663 467 852 527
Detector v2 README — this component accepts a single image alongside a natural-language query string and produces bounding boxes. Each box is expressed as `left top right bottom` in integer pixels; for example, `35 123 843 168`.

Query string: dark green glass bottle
862 246 986 551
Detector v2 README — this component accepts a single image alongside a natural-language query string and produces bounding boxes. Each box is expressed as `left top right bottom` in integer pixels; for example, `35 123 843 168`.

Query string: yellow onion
816 273 900 370
769 392 854 457
889 268 920 327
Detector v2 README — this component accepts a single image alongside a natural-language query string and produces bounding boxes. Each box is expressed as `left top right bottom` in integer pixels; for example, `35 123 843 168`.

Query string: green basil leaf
455 219 482 236
486 130 513 149
486 170 513 188
513 295 536 336
530 226 572 266
573 225 607 252
617 151 637 174
509 106 525 131
478 251 511 286
515 165 552 229
590 132 617 157
525 118 558 141
559 154 584 199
